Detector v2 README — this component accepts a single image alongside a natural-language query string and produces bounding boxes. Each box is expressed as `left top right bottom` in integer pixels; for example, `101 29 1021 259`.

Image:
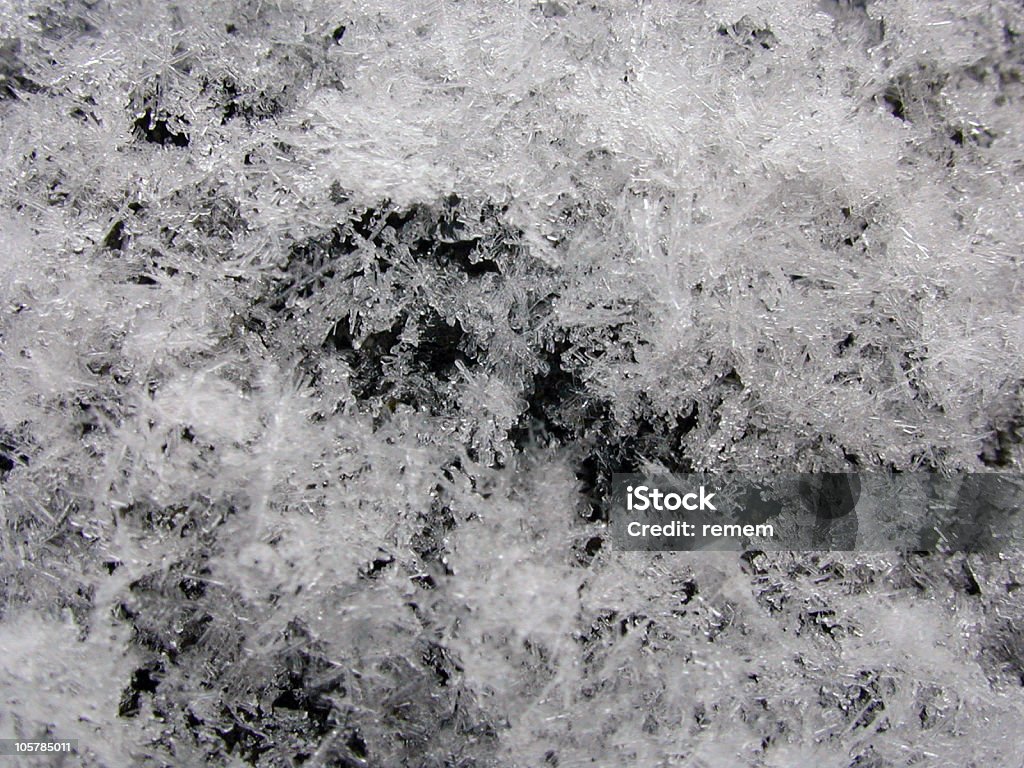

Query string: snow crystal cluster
0 0 1022 765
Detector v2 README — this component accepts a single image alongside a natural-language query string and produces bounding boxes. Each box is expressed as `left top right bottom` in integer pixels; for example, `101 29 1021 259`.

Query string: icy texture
0 0 1022 766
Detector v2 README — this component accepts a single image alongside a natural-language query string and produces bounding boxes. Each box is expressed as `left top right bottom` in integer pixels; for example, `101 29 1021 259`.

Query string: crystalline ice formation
0 1 1022 765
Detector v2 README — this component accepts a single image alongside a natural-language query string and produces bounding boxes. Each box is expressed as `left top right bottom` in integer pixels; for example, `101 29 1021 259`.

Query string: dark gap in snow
573 534 604 566
179 575 207 599
328 317 402 400
329 181 351 203
979 423 1021 467
678 578 699 604
351 207 378 240
359 553 395 579
841 445 862 467
346 731 367 758
434 237 499 276
327 307 479 406
882 85 906 121
0 433 28 479
510 339 583 448
384 207 417 233
216 716 272 763
102 219 125 250
118 662 163 718
215 77 283 124
421 641 460 687
133 107 190 147
950 125 996 148
718 18 777 50
411 490 457 583
720 367 743 389
0 38 39 99
959 561 982 596
410 310 474 378
76 401 99 436
880 68 950 124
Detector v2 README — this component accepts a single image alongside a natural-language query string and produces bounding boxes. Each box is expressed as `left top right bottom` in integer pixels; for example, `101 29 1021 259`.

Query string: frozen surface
0 0 1023 765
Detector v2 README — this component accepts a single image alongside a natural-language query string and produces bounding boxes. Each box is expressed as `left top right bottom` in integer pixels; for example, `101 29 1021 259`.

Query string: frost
0 0 1022 765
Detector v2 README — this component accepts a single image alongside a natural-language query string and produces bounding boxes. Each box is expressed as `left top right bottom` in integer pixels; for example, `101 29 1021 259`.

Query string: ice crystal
0 0 1022 765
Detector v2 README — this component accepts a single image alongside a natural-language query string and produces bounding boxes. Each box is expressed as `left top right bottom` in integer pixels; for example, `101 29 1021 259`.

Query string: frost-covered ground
1 1 1023 765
